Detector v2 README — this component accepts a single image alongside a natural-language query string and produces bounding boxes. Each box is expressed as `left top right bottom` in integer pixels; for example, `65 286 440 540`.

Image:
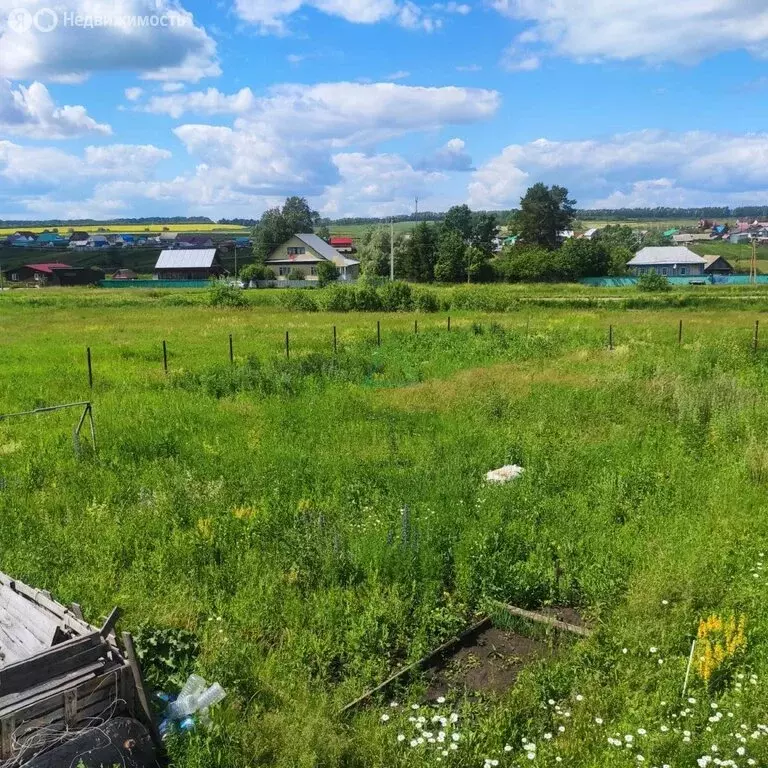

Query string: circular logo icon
33 7 58 32
7 7 33 33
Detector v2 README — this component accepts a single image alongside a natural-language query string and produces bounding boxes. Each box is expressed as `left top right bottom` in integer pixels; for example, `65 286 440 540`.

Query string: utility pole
390 217 394 281
415 196 419 220
751 238 758 285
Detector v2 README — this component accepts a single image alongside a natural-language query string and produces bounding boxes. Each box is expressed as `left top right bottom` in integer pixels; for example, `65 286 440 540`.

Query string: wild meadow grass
2 289 768 766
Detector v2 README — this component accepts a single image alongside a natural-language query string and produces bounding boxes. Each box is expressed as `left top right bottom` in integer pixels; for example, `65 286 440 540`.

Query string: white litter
485 465 524 484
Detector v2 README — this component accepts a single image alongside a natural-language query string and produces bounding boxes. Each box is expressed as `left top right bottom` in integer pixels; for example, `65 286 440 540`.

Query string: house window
680 267 687 276
279 266 290 276
310 266 317 276
287 247 306 256
661 267 668 276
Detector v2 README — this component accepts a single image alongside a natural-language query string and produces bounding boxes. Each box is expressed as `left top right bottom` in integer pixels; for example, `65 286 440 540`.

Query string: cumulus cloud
320 151 448 216
0 140 170 185
124 87 144 102
468 130 768 209
0 79 111 138
418 137 474 171
237 82 500 145
143 87 257 118
493 0 768 65
0 0 220 82
234 0 448 33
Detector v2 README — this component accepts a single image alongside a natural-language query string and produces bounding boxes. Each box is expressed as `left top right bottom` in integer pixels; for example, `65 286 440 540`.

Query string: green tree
608 246 632 276
555 238 611 280
315 224 331 241
494 246 561 282
252 197 319 262
316 260 339 287
443 204 473 241
434 228 466 282
471 212 499 254
637 272 672 292
466 245 491 283
401 222 437 282
358 227 393 277
517 183 576 249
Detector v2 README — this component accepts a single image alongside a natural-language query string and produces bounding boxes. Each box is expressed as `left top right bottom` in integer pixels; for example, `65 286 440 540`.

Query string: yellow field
0 223 250 236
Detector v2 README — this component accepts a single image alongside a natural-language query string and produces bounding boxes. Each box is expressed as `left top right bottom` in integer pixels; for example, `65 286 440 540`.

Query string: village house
329 236 355 254
153 249 226 281
627 246 706 277
703 255 734 276
3 263 103 286
265 233 360 281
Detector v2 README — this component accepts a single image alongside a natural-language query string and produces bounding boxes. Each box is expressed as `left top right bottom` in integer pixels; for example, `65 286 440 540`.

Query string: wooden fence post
447 316 451 332
286 331 290 360
414 319 418 335
229 334 234 364
377 320 381 347
754 320 760 353
333 325 337 354
86 347 93 390
609 325 613 351
162 340 168 374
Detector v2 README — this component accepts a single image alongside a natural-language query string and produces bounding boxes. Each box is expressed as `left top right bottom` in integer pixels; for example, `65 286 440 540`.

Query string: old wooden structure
0 571 157 765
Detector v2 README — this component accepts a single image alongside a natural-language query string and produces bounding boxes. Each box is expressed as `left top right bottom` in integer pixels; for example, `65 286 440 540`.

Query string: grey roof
627 247 706 266
294 233 342 261
155 249 217 270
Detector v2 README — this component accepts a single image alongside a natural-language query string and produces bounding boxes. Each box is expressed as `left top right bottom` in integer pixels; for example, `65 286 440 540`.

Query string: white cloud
124 87 144 102
494 0 768 65
144 87 256 118
234 0 447 33
320 151 448 216
500 45 540 71
0 79 111 138
161 82 186 93
386 70 410 80
237 82 500 145
468 130 768 209
418 137 474 171
0 0 220 82
0 140 170 185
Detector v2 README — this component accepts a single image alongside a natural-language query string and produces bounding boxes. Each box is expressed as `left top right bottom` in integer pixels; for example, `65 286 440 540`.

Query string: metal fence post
755 320 760 353
86 347 93 389
333 325 337 354
609 325 613 351
229 334 234 364
377 321 381 347
286 330 290 359
678 319 683 346
163 340 168 374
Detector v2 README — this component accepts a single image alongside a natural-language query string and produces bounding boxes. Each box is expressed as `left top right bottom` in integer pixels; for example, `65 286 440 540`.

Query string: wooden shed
0 571 158 764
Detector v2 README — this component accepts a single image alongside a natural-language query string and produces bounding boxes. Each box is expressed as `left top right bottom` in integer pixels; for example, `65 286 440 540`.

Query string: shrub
279 290 318 312
637 272 672 292
414 288 440 312
378 281 413 311
321 285 356 312
316 261 340 287
287 268 305 281
353 285 383 311
208 281 247 307
239 264 277 283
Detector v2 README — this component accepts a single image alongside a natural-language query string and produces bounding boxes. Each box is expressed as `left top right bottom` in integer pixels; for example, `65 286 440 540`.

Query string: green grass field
3 287 768 767
0 224 251 236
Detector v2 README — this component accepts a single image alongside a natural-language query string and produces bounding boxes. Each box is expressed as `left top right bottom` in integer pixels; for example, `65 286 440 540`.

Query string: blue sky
1 0 767 220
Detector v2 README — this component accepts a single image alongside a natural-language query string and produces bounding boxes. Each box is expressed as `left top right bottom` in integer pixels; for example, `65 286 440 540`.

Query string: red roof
330 237 353 247
25 263 72 273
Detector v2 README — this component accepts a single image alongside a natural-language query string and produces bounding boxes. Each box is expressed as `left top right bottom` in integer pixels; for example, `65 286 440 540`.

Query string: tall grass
1 294 768 767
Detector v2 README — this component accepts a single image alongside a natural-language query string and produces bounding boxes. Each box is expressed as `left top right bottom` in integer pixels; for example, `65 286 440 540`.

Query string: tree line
246 186 685 284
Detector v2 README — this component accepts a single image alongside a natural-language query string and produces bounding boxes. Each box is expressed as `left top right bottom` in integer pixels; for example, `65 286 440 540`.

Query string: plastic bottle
193 683 226 713
167 675 208 719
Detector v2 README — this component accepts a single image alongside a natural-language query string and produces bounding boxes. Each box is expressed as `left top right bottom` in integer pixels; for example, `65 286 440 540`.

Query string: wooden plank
7 668 122 725
0 588 60 646
341 616 492 714
122 632 162 748
0 633 105 696
63 690 77 728
0 606 50 655
0 716 13 760
0 575 92 637
0 661 104 716
99 607 122 639
493 602 593 638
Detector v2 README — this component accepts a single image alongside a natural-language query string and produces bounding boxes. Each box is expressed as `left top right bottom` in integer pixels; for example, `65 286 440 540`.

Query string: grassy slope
2 290 768 767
